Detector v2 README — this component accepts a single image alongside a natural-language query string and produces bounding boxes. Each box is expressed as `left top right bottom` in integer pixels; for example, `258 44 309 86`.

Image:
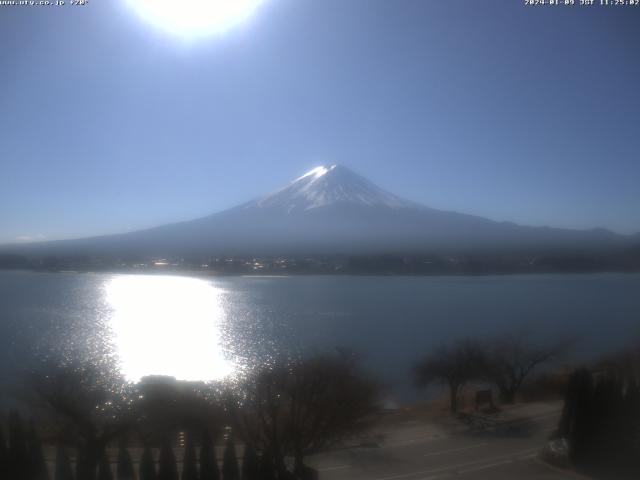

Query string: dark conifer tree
8 411 30 480
116 445 136 480
607 376 626 468
28 420 50 480
98 453 114 480
258 449 275 480
139 446 156 480
558 374 577 439
221 437 239 480
54 445 74 480
0 425 9 480
157 440 178 480
76 445 98 480
589 376 609 464
559 364 640 478
559 368 593 465
240 445 259 480
181 433 198 480
621 379 640 476
199 430 219 480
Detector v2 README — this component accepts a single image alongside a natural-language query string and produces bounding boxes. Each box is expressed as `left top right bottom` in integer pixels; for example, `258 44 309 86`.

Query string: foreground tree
258 449 275 480
181 433 198 480
98 453 114 480
483 330 570 404
7 411 30 480
157 440 178 480
27 420 49 480
241 444 260 480
0 426 7 479
54 445 74 480
230 351 379 476
199 430 220 480
560 368 595 464
30 358 134 479
414 339 486 414
117 444 135 480
139 446 157 480
558 361 640 478
222 436 240 480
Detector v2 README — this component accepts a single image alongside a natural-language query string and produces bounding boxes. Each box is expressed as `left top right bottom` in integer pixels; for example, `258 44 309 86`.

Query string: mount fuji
245 165 419 213
2 165 637 258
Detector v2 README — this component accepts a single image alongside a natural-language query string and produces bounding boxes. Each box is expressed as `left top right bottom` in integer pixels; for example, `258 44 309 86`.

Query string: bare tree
414 339 486 414
229 351 379 477
29 358 134 479
483 330 570 404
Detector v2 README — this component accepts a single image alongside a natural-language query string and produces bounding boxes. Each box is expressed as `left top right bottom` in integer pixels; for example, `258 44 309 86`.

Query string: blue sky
1 0 639 244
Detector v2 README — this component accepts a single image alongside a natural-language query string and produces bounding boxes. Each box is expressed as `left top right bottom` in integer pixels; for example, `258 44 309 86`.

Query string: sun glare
124 0 267 37
105 275 235 382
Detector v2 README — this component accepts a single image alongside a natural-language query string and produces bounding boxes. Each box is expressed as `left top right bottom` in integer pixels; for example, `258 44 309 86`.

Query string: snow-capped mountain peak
248 165 418 213
295 164 336 181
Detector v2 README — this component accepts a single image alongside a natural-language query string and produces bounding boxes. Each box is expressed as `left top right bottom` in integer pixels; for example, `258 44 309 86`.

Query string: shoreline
2 266 640 277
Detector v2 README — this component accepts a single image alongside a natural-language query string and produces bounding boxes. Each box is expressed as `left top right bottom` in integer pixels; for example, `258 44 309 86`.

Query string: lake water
1 270 639 401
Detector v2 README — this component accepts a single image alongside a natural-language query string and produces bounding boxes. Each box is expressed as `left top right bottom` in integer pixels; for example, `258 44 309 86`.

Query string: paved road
309 403 576 480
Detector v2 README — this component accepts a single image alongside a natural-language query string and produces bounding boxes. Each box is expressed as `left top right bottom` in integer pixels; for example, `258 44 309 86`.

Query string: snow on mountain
244 165 418 213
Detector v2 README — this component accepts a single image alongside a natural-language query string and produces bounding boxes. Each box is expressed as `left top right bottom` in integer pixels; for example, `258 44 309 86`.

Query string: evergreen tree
221 437 239 480
559 368 638 476
98 453 114 480
567 369 593 465
181 433 198 480
199 430 219 480
54 445 74 480
76 445 98 480
8 411 30 480
558 368 593 464
139 446 156 480
116 445 135 480
27 420 50 480
559 362 640 478
0 425 9 480
240 445 259 480
258 449 275 480
589 376 609 464
621 380 640 476
606 376 626 468
157 440 178 480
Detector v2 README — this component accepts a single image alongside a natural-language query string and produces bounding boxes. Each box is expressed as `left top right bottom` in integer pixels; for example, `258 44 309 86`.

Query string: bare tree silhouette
414 339 486 414
229 351 378 475
29 357 134 479
483 330 571 404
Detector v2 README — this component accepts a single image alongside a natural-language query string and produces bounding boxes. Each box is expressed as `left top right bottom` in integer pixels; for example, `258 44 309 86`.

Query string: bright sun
124 0 267 37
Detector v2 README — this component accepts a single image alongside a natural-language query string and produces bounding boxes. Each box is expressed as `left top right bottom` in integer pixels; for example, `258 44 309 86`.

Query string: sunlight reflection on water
104 275 235 382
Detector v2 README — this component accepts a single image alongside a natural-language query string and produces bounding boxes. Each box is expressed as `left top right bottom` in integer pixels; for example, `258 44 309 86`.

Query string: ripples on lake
1 271 639 400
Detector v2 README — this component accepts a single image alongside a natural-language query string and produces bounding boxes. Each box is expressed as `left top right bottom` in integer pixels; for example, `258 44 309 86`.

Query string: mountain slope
2 165 637 257
244 165 418 212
